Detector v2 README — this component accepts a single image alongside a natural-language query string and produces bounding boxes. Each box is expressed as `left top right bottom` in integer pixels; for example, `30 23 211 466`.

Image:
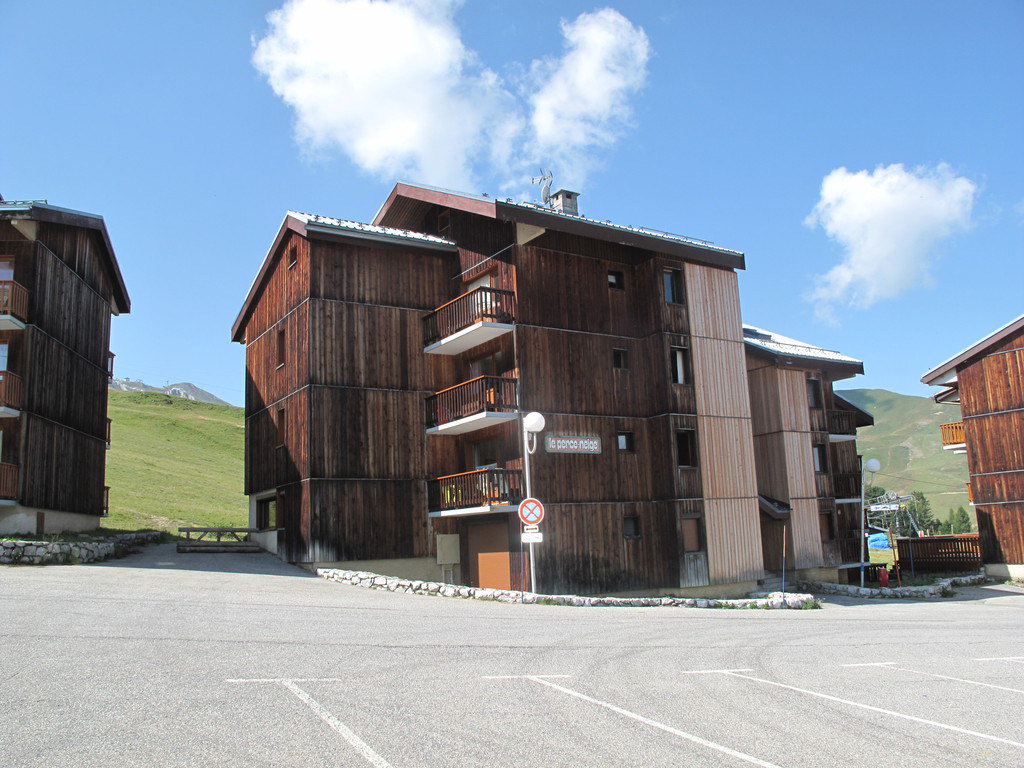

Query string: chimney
551 189 580 215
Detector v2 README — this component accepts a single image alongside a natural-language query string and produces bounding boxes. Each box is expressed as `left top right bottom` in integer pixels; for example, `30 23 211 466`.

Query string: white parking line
480 674 570 679
975 656 1024 664
228 678 392 768
488 675 783 768
679 668 755 674
721 672 1024 750
860 665 1024 695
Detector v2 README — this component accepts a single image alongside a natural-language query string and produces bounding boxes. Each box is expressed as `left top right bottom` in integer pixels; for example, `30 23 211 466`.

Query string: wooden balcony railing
428 468 523 511
426 376 517 428
966 481 973 503
940 421 965 446
105 417 112 445
107 352 115 379
832 472 861 500
827 409 856 435
837 535 865 564
423 287 515 347
103 486 110 515
0 281 29 321
0 370 23 409
0 462 19 499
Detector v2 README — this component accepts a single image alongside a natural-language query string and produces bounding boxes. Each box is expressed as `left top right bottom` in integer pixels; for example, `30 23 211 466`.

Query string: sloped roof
231 210 457 342
0 200 130 314
373 181 746 270
921 313 1024 387
743 325 863 372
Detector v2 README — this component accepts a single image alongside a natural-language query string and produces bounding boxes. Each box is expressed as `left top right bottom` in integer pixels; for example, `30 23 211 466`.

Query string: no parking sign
518 498 544 526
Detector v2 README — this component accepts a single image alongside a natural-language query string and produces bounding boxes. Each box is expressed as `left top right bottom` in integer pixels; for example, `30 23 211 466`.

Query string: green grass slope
103 391 247 533
837 388 970 518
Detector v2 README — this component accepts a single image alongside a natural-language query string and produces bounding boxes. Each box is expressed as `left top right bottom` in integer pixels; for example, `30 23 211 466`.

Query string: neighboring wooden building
233 182 868 595
744 326 873 582
922 314 1024 579
0 200 130 534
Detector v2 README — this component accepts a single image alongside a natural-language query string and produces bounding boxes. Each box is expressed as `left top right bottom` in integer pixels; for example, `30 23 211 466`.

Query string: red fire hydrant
878 568 890 588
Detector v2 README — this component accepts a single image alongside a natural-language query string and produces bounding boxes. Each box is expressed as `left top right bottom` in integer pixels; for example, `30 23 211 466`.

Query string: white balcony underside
828 434 856 443
428 504 517 519
0 315 25 331
0 407 19 419
943 443 966 452
426 410 518 436
424 321 514 356
835 497 861 505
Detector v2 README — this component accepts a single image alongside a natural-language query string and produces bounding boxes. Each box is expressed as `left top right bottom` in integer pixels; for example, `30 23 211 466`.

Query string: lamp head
865 458 881 474
522 411 546 433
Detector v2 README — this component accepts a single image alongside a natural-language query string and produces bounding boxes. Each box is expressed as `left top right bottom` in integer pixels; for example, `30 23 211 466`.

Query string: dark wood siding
22 328 108 438
19 414 106 515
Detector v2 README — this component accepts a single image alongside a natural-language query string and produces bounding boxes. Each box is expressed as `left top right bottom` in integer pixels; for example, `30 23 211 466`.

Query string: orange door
467 521 512 590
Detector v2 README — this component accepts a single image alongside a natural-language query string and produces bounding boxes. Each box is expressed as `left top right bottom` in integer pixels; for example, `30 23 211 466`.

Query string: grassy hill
837 388 971 522
103 391 247 534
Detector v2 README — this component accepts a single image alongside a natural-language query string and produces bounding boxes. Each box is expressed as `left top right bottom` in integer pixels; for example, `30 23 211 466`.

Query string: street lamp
860 457 881 588
521 411 545 593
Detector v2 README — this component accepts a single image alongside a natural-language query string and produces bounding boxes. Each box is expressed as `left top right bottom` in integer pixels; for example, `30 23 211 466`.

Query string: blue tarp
867 532 891 550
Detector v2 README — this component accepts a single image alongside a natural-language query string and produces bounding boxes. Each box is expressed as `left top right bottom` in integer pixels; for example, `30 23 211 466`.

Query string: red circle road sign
518 498 544 526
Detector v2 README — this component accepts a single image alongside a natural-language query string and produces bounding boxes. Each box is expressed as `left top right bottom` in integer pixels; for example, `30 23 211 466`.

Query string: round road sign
518 498 544 526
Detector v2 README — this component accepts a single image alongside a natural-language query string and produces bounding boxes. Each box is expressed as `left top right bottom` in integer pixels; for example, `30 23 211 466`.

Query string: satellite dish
541 180 551 204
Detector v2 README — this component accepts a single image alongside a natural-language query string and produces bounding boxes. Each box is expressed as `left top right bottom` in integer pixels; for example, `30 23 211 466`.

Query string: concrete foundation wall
985 563 1024 581
0 505 101 535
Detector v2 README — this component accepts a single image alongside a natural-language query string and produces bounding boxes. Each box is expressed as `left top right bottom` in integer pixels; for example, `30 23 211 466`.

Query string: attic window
437 209 452 238
613 348 629 370
607 270 625 290
623 515 641 539
287 246 297 270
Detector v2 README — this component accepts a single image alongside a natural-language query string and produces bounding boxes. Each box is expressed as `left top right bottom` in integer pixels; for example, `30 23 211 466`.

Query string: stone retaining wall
0 532 163 565
316 568 819 609
796 572 987 599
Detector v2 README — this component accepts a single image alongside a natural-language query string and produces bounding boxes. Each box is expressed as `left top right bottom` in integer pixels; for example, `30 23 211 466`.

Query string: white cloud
253 0 649 192
805 163 977 322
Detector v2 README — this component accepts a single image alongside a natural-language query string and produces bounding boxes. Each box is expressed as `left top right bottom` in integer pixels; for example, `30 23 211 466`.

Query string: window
0 343 7 372
437 209 452 238
276 328 286 368
663 268 684 304
812 443 829 473
681 517 703 552
671 347 692 385
616 432 635 452
676 429 698 467
287 246 297 270
276 407 287 447
806 377 823 409
607 270 625 290
0 259 13 281
819 511 835 542
613 348 629 370
256 497 278 529
623 515 641 538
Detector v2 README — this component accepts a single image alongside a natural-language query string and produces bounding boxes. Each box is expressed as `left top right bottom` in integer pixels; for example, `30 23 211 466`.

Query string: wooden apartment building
922 314 1024 579
234 182 871 595
0 200 130 534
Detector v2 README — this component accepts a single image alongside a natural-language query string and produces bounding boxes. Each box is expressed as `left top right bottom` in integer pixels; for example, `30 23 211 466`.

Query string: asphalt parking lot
2 544 1022 767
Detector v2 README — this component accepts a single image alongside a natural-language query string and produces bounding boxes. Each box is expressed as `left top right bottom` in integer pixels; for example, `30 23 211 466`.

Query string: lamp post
860 457 881 588
521 411 545 594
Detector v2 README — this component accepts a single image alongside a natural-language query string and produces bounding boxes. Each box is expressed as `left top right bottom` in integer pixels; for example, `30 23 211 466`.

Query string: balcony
423 287 515 355
832 472 861 502
427 468 523 517
0 281 28 330
107 352 115 379
827 409 857 442
940 421 966 451
102 486 110 516
966 481 973 505
425 376 518 435
823 535 865 566
0 462 18 500
105 417 112 447
0 371 23 417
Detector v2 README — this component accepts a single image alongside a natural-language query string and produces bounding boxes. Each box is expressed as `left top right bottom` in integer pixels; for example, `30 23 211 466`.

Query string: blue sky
2 1 1021 407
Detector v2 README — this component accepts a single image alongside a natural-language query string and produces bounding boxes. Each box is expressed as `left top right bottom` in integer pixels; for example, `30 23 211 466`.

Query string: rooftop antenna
531 168 553 205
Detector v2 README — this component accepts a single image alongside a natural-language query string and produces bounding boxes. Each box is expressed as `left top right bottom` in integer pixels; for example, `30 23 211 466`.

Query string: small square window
623 515 641 538
613 348 629 370
676 429 698 467
287 246 297 270
276 407 287 447
607 270 625 290
616 432 635 452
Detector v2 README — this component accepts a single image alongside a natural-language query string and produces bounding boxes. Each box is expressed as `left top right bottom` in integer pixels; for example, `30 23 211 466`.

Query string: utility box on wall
436 534 460 566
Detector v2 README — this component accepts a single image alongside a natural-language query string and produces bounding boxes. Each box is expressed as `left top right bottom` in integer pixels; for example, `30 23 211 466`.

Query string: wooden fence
423 287 515 347
896 533 981 574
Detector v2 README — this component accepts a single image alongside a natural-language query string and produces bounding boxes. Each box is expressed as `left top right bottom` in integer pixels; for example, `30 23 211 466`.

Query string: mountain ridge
109 378 230 406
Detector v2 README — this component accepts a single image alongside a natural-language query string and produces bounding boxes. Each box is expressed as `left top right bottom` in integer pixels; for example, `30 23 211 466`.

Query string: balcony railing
0 462 18 499
105 417 112 445
428 468 523 512
0 281 28 321
940 421 965 446
827 409 856 436
426 376 517 431
423 287 515 349
0 370 23 410
966 481 973 504
103 486 110 515
107 352 115 379
832 472 861 500
823 535 865 566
